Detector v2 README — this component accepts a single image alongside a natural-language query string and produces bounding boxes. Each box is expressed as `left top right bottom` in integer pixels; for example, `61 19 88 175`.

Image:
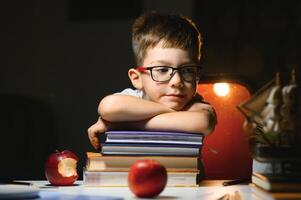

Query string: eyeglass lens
151 66 199 82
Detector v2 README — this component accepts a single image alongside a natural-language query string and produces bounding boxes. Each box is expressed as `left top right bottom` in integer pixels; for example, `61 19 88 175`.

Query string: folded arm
88 95 216 149
138 111 214 135
99 94 216 135
98 94 174 121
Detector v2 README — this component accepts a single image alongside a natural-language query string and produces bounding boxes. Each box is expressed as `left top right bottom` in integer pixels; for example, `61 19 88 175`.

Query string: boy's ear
128 68 143 90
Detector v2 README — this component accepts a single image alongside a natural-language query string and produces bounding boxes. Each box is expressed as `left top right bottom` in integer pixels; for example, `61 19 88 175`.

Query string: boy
88 12 217 150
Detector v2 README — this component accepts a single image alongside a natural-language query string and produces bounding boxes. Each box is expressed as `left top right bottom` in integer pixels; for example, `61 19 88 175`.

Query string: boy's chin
163 102 185 111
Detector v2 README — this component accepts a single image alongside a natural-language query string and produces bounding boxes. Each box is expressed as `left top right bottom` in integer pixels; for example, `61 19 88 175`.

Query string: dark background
0 0 300 180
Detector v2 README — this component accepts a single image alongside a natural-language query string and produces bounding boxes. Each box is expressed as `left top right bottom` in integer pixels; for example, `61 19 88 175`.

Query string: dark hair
132 12 202 65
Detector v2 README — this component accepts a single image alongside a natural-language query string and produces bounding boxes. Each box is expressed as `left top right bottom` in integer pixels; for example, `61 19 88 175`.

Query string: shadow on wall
0 95 58 180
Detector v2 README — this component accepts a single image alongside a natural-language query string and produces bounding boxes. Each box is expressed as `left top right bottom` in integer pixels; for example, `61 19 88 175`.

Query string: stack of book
83 130 203 187
251 172 301 192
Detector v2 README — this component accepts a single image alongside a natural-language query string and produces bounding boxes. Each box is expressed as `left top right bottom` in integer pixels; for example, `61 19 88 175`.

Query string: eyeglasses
136 65 201 83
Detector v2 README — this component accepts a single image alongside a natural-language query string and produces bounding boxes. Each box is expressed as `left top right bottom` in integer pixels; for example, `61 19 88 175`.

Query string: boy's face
138 44 199 111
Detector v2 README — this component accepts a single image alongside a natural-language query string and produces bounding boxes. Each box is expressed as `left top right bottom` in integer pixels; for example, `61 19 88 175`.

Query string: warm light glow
213 83 230 96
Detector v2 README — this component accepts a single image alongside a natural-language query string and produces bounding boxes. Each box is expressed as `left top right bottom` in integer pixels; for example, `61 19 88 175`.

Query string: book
83 169 200 187
105 130 203 146
0 184 40 199
100 130 203 156
87 130 204 187
252 172 301 192
39 191 123 200
86 152 200 172
100 143 201 156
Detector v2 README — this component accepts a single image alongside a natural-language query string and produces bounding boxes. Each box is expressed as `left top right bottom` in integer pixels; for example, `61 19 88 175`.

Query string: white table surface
12 180 280 200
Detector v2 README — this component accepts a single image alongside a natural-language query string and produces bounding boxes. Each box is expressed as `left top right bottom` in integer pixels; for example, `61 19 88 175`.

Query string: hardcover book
100 143 201 156
104 130 203 146
86 152 200 172
252 172 301 192
100 131 202 156
83 168 200 187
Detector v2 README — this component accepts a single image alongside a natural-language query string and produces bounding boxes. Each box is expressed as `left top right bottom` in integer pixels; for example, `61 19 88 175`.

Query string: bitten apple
45 150 78 186
128 159 167 198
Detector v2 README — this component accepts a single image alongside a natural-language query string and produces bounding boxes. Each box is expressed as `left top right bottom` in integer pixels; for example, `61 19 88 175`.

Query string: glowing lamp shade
197 81 252 180
213 83 230 96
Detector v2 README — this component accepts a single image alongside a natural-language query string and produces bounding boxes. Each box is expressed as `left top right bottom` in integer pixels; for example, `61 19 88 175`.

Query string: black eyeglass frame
136 65 202 83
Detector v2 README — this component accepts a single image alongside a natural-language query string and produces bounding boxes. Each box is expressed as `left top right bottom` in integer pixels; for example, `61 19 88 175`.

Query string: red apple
128 159 167 198
45 150 78 186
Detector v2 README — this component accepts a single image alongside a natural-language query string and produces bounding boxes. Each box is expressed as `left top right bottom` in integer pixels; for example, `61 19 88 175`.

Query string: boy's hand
87 117 108 150
184 101 217 131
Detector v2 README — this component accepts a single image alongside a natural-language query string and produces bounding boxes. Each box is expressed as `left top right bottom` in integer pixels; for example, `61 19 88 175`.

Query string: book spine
86 155 202 171
83 170 199 187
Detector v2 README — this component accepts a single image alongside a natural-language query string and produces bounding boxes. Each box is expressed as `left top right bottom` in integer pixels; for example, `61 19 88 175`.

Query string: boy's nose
169 71 184 88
